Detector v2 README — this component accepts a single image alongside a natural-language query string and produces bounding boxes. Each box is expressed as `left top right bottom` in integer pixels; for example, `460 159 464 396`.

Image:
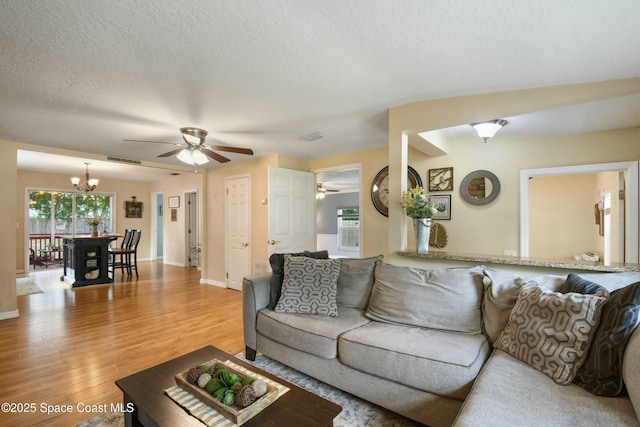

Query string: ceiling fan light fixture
191 149 209 165
177 148 209 165
471 119 508 142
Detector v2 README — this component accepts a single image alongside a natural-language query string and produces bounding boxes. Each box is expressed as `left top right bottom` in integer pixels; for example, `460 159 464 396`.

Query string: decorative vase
92 225 99 237
413 218 432 254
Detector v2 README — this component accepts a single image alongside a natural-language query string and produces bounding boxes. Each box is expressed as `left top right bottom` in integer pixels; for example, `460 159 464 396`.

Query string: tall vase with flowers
87 217 101 237
401 186 438 253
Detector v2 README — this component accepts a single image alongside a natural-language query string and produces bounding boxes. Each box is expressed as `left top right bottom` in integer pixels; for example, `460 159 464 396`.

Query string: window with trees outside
28 191 113 255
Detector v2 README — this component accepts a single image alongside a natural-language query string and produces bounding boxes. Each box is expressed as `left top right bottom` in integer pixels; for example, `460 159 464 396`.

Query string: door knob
241 242 249 248
268 240 281 245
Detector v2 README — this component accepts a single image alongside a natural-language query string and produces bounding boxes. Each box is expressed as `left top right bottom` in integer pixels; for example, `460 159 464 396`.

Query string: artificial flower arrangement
401 186 438 218
86 217 102 226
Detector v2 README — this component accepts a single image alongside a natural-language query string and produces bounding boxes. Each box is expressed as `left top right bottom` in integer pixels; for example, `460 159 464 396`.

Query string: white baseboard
200 278 226 288
163 260 186 267
0 309 19 320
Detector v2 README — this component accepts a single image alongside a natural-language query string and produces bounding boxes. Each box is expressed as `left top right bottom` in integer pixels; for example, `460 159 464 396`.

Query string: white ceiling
2 1 640 180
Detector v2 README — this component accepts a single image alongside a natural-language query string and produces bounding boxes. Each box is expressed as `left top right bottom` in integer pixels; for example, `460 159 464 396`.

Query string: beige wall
405 128 640 256
1 141 18 318
529 174 598 259
387 79 640 257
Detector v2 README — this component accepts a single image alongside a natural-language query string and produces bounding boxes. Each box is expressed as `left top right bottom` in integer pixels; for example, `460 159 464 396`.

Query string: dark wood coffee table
115 345 342 426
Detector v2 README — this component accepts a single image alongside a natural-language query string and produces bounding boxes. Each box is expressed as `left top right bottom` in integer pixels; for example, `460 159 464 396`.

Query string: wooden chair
124 230 141 278
109 229 134 277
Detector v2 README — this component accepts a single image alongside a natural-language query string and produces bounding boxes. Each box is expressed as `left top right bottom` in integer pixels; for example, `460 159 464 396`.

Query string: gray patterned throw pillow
494 282 606 385
274 256 341 317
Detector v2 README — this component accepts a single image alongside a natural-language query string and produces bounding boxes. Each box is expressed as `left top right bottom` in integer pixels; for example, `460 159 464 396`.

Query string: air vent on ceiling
107 156 141 165
300 132 327 142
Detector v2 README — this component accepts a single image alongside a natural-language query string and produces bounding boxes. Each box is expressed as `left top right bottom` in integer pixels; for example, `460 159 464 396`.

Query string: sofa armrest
242 274 272 355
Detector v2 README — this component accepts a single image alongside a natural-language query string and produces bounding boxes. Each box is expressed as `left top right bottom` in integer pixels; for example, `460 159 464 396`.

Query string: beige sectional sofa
242 256 640 427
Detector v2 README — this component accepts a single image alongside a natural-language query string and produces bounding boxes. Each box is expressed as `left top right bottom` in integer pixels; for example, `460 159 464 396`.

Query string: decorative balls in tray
185 362 268 409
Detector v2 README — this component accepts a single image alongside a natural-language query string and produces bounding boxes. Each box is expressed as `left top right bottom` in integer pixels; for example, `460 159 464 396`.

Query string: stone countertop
397 251 640 273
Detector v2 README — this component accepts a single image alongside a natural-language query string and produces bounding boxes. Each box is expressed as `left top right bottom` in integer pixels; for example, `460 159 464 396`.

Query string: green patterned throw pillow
494 282 606 385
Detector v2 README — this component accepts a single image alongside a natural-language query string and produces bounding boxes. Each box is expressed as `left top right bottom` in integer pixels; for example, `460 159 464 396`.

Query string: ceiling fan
316 183 339 199
125 127 254 165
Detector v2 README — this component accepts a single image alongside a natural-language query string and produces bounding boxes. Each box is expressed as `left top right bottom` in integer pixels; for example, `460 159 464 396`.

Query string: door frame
150 191 164 261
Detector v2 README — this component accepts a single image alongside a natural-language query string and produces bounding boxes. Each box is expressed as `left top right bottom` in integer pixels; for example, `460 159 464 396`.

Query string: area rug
75 353 424 427
16 277 44 296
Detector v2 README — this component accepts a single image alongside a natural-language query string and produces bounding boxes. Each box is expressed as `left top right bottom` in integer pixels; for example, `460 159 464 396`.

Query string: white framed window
337 207 359 251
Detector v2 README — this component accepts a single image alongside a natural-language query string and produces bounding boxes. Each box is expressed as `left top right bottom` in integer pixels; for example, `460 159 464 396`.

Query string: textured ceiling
2 0 640 178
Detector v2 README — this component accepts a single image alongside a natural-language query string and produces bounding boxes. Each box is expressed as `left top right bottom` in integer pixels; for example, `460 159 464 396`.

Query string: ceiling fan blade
209 145 254 155
203 148 230 163
157 148 185 158
124 139 183 146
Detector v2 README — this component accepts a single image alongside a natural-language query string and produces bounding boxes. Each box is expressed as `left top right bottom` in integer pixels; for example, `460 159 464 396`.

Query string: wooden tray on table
174 359 280 426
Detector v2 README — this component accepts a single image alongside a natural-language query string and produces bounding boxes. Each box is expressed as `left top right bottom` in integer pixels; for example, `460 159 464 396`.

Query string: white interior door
226 175 251 290
268 167 316 255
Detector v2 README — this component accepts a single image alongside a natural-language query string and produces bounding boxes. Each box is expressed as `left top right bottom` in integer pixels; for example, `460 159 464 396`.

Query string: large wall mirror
520 161 639 264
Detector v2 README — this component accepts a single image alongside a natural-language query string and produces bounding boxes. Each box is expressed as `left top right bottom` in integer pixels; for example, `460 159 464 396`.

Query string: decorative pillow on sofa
267 250 329 309
336 255 383 309
494 282 606 385
559 273 610 298
365 263 485 333
274 256 341 317
573 280 640 396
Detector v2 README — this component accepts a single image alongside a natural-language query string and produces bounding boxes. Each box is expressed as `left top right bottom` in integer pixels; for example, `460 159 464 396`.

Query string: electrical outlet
503 250 517 256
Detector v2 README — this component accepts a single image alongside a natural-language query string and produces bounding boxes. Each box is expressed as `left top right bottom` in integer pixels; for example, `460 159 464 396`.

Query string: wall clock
428 167 453 192
371 166 422 217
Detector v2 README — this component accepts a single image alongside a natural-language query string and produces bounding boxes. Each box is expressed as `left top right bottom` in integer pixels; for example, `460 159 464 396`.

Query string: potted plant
401 186 438 253
87 217 101 237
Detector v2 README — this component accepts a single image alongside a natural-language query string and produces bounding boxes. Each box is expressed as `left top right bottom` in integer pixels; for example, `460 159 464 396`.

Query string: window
337 207 359 251
28 191 113 253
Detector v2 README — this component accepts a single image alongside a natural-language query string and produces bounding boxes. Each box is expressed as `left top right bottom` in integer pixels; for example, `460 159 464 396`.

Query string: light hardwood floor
1 262 245 427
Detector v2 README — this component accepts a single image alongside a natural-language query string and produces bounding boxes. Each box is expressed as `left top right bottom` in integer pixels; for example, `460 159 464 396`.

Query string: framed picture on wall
431 194 451 220
125 199 143 218
168 196 180 208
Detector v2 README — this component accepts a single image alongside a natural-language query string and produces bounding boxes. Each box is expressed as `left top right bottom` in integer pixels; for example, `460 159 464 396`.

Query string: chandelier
71 162 99 193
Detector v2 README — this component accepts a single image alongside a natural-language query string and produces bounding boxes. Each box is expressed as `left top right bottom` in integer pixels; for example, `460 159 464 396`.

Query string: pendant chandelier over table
71 162 99 193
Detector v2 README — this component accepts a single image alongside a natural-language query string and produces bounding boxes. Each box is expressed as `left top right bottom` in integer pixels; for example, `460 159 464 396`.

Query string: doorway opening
314 164 362 258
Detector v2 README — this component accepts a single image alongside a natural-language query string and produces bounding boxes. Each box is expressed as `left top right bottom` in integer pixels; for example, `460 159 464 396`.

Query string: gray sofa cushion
623 326 640 420
366 264 485 334
256 307 370 359
494 282 606 385
339 322 490 400
481 270 525 344
267 250 329 310
453 349 639 427
336 255 383 309
274 256 341 317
